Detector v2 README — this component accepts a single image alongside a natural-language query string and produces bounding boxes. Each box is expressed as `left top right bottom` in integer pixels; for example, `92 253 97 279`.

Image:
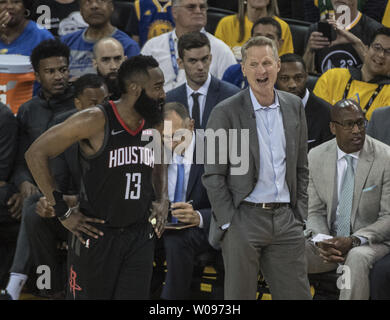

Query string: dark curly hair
117 55 159 94
30 39 70 72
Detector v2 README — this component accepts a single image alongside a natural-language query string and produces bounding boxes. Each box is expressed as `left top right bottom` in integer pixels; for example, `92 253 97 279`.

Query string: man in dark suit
166 31 239 130
203 36 312 300
276 53 334 151
367 106 390 299
161 102 214 299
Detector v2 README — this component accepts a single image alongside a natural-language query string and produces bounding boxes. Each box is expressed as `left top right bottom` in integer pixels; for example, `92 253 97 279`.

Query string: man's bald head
330 98 363 122
330 98 366 154
92 37 126 99
93 37 125 59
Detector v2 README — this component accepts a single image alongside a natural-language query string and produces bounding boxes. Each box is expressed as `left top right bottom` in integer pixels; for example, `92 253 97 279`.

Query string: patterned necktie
191 92 201 129
172 163 185 223
337 155 355 237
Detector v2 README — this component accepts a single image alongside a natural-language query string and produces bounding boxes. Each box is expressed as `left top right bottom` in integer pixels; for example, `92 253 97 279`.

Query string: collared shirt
141 28 236 92
186 73 211 127
167 133 204 228
301 88 310 109
245 88 290 203
336 147 367 244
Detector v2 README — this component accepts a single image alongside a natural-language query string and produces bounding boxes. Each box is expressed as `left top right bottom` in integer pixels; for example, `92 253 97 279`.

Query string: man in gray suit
306 99 390 300
202 36 312 300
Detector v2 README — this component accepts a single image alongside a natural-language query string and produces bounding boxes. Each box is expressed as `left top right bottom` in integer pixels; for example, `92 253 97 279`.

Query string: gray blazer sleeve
202 105 238 228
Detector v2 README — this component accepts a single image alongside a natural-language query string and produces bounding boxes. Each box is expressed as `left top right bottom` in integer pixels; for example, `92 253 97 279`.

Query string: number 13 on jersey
125 173 141 200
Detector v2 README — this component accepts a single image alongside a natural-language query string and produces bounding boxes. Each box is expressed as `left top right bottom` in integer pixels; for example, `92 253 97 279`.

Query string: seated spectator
276 53 333 151
222 16 284 89
92 37 126 100
366 105 390 300
313 27 390 120
0 0 54 55
214 0 293 60
305 98 390 300
161 102 215 299
141 0 236 92
0 102 21 290
0 39 76 300
130 0 175 47
31 0 88 36
61 0 140 79
303 0 382 74
366 105 390 146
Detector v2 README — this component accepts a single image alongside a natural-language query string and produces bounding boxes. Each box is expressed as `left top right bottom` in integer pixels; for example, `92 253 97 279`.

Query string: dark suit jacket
185 146 211 237
306 92 334 151
367 106 390 146
166 75 240 129
203 88 309 249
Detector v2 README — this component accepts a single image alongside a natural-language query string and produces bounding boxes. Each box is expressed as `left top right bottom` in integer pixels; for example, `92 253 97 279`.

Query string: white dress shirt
336 147 367 244
168 133 204 228
245 88 290 203
186 73 211 126
141 28 236 92
301 88 310 108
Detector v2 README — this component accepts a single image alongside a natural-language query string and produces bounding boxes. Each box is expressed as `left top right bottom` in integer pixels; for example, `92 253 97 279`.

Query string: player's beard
134 89 164 126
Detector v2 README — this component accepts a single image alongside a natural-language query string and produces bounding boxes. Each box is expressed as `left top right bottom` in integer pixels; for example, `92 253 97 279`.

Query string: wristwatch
350 236 361 248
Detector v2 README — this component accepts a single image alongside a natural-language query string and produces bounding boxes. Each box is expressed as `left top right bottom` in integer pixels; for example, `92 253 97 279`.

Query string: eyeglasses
332 119 367 131
174 4 208 12
370 43 390 57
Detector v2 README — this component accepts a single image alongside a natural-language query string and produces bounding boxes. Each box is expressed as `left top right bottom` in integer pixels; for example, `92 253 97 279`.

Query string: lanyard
343 76 385 115
169 32 179 83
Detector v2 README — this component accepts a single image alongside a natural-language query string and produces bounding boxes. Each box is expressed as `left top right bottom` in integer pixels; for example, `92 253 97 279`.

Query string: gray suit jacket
202 88 309 249
306 135 390 245
366 106 390 146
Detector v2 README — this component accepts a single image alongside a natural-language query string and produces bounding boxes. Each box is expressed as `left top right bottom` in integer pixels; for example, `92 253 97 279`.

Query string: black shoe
0 290 12 300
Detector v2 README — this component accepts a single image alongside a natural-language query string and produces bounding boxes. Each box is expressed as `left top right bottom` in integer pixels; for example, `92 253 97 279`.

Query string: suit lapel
202 76 219 128
351 138 374 226
278 91 297 192
239 89 260 174
177 84 189 108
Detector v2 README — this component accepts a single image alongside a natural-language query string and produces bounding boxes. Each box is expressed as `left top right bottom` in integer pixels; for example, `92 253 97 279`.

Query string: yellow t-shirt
214 14 294 58
383 1 390 27
313 68 390 120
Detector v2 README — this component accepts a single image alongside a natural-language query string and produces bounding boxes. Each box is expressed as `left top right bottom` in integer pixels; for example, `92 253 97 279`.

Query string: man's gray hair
241 36 279 63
